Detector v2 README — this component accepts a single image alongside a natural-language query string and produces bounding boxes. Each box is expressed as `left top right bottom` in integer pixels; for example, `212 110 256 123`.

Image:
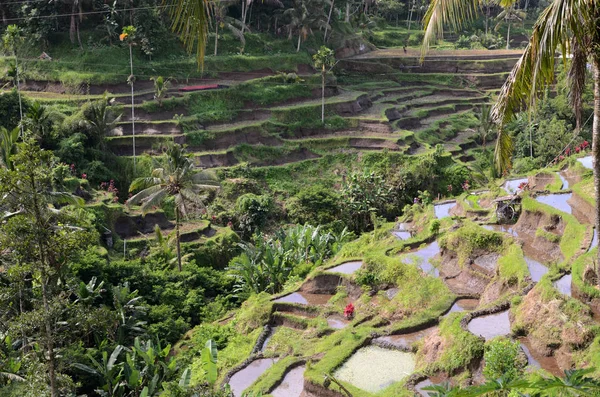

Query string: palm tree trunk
345 2 350 22
506 21 511 50
129 44 136 173
321 66 326 123
176 208 182 272
592 57 600 286
214 22 219 56
324 0 334 42
297 33 302 52
40 267 57 397
241 0 248 34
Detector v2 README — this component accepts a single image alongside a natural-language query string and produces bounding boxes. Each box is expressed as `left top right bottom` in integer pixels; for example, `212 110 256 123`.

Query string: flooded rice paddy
553 274 572 296
334 346 416 393
434 202 455 219
270 365 305 397
274 292 333 305
467 310 511 340
404 241 441 277
445 299 479 315
578 156 592 169
519 337 562 377
229 358 279 397
535 193 573 214
326 261 363 275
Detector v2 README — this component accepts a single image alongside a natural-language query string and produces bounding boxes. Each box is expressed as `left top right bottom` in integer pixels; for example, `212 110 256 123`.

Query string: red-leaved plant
344 303 355 319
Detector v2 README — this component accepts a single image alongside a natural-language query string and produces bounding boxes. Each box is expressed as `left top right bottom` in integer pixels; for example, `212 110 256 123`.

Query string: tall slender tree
127 144 219 271
313 46 336 124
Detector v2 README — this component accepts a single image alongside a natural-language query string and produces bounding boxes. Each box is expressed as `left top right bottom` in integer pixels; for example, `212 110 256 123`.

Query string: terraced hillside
19 49 520 172
175 153 600 397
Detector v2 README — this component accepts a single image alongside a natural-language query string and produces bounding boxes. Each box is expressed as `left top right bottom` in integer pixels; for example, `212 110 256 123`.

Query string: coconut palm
284 0 329 52
421 0 600 278
494 1 526 50
127 144 219 271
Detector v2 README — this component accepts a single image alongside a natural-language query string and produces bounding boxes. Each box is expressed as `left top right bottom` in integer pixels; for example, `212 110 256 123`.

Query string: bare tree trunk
324 0 335 42
297 33 302 52
176 208 182 272
485 6 489 35
592 57 600 286
40 268 57 397
506 21 511 49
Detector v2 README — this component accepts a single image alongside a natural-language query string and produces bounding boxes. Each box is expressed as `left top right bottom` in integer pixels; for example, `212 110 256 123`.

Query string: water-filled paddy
554 274 572 296
535 193 573 214
229 358 278 397
404 241 440 277
270 365 305 397
334 346 416 393
467 310 511 340
434 202 455 219
274 292 333 305
326 261 363 275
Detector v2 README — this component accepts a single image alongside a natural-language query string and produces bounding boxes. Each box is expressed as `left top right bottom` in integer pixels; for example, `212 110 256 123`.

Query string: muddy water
445 299 479 315
519 337 562 377
434 202 455 219
524 256 549 283
467 310 511 340
578 156 593 169
327 261 363 275
327 315 350 329
271 365 305 397
558 172 569 190
374 327 438 350
504 178 529 193
274 292 333 305
554 274 572 296
404 241 441 277
334 346 416 393
229 358 279 397
535 193 573 214
393 231 412 240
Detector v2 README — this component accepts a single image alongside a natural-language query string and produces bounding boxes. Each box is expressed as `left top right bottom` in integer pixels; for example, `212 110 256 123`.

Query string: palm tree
83 97 122 149
313 46 336 123
2 25 24 137
421 0 600 279
161 0 212 66
494 1 526 50
150 76 172 107
284 0 328 52
477 103 495 149
127 144 219 271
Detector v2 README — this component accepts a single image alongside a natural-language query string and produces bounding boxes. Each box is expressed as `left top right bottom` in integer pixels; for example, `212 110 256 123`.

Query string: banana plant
72 345 125 397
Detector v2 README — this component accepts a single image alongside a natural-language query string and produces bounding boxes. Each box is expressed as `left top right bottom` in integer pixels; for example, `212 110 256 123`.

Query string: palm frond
129 177 163 193
494 127 514 173
127 184 163 207
0 371 25 382
421 0 480 57
139 189 169 215
162 0 212 68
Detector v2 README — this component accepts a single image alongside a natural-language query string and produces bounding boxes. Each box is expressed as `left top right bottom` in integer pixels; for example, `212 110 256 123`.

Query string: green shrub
286 185 340 225
483 338 525 382
235 193 274 237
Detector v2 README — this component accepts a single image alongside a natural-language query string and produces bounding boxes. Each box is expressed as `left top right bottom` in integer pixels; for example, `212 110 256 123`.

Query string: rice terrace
1 1 600 396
